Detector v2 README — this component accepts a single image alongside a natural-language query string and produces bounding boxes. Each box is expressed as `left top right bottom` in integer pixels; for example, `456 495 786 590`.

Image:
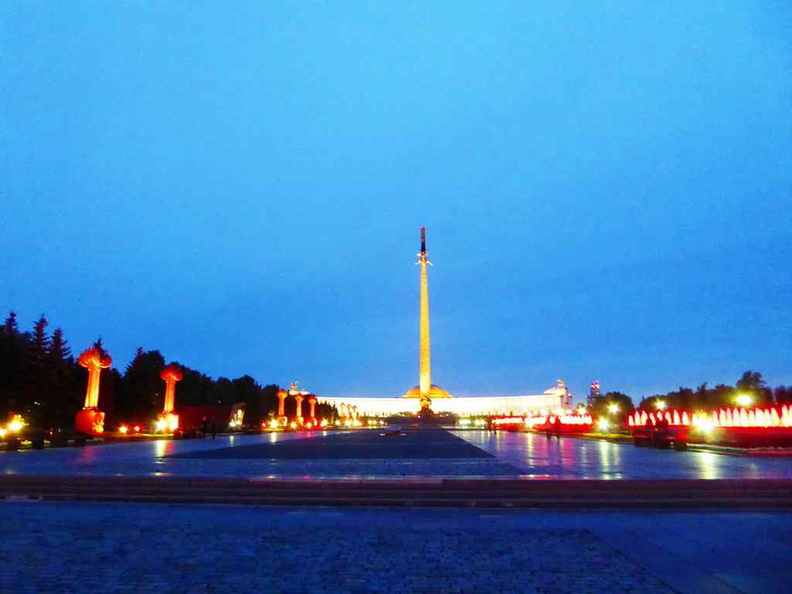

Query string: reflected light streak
695 452 723 480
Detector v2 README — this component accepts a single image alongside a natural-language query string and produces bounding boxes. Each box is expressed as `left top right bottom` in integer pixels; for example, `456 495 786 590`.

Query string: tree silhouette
118 348 165 421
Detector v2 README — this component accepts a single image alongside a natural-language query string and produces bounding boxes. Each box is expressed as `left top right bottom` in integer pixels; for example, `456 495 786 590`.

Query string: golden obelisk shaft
419 227 431 399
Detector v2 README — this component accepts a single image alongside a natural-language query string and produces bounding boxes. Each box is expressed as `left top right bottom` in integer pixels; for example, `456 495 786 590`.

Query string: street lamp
735 393 753 407
607 403 619 414
655 400 667 410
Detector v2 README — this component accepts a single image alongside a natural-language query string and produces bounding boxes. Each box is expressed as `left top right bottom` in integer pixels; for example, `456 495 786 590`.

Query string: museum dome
402 384 452 399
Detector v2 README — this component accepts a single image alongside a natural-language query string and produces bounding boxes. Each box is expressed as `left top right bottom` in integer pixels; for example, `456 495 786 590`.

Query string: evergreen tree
22 315 52 418
47 327 79 423
0 311 28 417
31 315 50 360
3 311 19 335
119 348 165 421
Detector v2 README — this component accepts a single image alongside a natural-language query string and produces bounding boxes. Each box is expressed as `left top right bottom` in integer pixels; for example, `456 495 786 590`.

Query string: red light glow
627 405 792 429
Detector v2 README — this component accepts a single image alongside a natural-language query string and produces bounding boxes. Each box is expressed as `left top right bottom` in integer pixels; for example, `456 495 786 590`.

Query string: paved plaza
1 501 791 593
1 429 792 480
1 429 792 592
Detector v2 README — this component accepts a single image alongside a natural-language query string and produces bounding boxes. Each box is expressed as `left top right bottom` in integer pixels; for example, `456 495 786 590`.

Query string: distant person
553 416 562 440
211 417 217 439
201 416 209 439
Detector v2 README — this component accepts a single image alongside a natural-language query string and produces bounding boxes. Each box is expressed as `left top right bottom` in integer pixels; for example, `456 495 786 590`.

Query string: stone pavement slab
2 502 791 592
0 502 680 594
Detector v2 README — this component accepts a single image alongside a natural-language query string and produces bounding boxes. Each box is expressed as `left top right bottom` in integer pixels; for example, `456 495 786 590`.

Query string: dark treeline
0 312 334 428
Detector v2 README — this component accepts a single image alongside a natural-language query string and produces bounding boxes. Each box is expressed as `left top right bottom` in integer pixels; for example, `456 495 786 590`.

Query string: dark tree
44 327 80 424
0 311 29 418
118 348 165 421
3 311 19 334
589 391 634 427
774 386 792 404
736 370 773 405
21 315 53 422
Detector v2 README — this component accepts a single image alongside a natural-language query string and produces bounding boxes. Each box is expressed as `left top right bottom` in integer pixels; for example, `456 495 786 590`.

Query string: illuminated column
75 345 112 435
277 389 288 422
161 365 182 414
295 394 304 424
159 364 182 432
339 403 348 421
80 346 111 409
308 395 317 422
418 227 432 402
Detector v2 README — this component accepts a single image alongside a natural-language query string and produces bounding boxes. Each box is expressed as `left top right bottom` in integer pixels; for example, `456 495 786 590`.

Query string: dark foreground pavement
2 475 792 509
6 501 792 593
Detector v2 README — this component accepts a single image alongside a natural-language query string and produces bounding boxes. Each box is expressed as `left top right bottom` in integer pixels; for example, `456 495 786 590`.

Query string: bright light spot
655 400 667 410
597 419 611 431
290 422 297 429
735 394 753 407
0 428 7 438
133 425 141 433
155 418 167 432
696 418 715 433
607 404 619 414
8 415 24 433
119 425 129 434
270 420 280 429
458 418 472 426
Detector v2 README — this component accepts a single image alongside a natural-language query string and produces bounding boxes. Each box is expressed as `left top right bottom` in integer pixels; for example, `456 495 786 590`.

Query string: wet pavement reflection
453 430 792 479
1 429 791 479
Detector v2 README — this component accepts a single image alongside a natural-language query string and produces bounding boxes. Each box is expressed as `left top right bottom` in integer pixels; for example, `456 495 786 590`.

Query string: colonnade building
320 382 572 418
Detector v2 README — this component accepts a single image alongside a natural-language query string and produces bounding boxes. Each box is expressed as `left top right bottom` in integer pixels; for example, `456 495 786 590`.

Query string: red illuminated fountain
628 406 792 447
75 345 112 436
628 406 792 430
158 364 183 432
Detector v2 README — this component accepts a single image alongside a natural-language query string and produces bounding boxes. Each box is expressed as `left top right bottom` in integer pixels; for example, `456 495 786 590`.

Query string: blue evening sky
2 2 790 401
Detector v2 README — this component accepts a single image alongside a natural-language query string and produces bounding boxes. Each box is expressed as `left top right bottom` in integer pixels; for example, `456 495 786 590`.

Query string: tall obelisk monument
418 226 432 400
403 227 451 401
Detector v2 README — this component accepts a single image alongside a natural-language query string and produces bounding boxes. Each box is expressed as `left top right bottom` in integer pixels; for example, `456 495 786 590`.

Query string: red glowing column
277 389 288 423
75 345 112 436
159 364 183 432
308 395 317 424
295 394 304 425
